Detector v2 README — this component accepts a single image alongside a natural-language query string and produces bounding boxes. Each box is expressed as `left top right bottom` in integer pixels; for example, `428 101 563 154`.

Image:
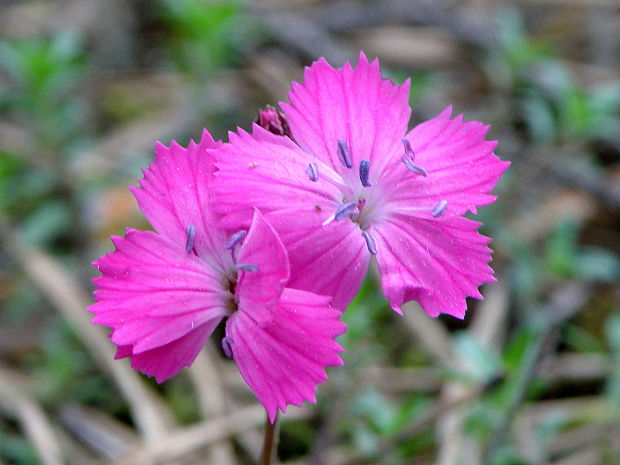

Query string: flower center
307 139 449 256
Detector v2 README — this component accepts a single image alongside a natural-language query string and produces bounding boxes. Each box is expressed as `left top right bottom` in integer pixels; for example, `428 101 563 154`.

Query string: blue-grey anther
337 139 353 168
359 160 372 187
334 201 357 221
401 156 427 177
361 230 377 255
236 263 258 272
306 162 319 181
431 200 448 217
185 224 196 253
225 230 247 250
402 138 415 161
221 337 233 359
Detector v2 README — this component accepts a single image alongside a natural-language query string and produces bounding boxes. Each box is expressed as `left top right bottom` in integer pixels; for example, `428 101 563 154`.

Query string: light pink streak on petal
227 288 346 422
212 126 343 230
373 215 495 319
131 131 231 270
116 321 219 383
386 107 510 216
281 51 411 179
89 229 228 353
235 209 290 322
265 208 369 311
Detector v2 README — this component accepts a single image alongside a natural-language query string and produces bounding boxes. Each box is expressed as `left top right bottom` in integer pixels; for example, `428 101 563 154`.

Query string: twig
312 0 497 48
0 214 171 443
481 282 594 462
254 10 354 64
436 283 509 465
58 404 137 460
109 405 309 465
188 345 238 465
401 302 457 369
0 366 65 465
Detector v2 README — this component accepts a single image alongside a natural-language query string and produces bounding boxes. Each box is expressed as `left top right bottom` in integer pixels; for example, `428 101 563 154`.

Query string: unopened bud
254 105 293 139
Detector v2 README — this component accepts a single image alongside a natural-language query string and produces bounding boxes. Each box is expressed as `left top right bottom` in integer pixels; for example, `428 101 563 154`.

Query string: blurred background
1 0 620 464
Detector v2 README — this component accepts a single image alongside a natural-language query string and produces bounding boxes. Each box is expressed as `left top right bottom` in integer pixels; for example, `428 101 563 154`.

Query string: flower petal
90 229 229 353
212 128 367 310
265 208 369 311
281 51 411 178
212 126 342 230
115 321 219 383
227 288 346 422
388 107 510 216
373 215 495 318
131 130 230 267
235 209 290 319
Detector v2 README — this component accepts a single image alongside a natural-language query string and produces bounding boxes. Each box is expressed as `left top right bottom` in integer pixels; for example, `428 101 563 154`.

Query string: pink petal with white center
373 215 495 318
265 208 369 311
212 127 368 310
131 131 230 268
89 229 229 353
115 321 219 382
235 210 290 320
281 51 411 178
226 288 346 422
212 125 342 230
387 107 510 217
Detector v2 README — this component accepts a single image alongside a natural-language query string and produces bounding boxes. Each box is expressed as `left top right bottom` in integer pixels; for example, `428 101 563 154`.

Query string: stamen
236 263 258 272
362 230 377 255
306 162 319 182
359 160 371 187
431 200 448 217
225 230 247 250
221 337 233 359
402 138 415 161
337 140 353 168
334 201 358 221
322 201 357 226
185 225 196 253
401 156 427 177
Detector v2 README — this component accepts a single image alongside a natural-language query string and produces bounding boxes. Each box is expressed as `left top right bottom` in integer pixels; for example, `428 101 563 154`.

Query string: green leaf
574 248 620 283
21 200 72 246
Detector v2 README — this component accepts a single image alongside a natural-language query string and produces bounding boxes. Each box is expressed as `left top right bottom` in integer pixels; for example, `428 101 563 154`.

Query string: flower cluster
89 52 508 421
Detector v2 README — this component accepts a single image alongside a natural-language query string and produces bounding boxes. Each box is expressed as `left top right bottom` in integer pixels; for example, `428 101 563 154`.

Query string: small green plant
160 0 252 79
0 30 87 149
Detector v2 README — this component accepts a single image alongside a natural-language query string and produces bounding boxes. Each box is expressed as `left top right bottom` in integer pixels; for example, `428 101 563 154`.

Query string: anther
334 201 357 221
361 230 377 255
185 225 196 253
222 337 233 359
337 140 353 168
402 138 415 161
322 201 357 226
401 156 427 177
236 263 258 272
225 230 247 250
359 160 371 187
306 162 319 182
431 200 448 217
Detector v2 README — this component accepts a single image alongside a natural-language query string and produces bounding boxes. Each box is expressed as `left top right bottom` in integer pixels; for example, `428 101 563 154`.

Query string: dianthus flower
212 53 509 318
89 132 346 421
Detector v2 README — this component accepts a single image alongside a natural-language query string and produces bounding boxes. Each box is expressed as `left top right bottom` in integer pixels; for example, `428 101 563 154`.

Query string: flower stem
259 411 279 465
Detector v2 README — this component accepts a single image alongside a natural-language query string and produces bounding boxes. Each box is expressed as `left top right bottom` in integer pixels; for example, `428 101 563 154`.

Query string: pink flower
89 132 346 422
212 52 509 318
